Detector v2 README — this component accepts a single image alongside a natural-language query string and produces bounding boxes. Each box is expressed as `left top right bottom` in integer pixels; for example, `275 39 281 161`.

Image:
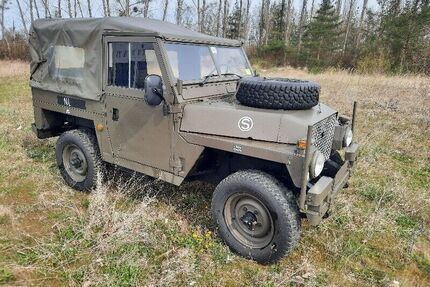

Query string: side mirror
144 74 164 106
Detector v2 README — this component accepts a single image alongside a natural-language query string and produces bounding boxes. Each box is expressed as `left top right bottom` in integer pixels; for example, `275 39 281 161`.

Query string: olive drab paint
30 17 359 233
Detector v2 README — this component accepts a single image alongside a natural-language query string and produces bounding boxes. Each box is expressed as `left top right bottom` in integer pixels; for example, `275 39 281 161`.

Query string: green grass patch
391 151 430 189
103 263 145 287
0 268 15 284
16 248 39 265
353 265 386 286
0 214 11 225
396 214 418 230
0 76 30 103
26 145 55 163
413 253 430 278
359 185 394 203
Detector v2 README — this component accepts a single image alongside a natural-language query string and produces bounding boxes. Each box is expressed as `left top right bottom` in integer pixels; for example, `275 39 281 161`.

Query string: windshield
165 43 252 82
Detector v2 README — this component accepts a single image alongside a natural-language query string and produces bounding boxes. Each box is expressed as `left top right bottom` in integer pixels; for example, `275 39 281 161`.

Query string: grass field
0 60 429 286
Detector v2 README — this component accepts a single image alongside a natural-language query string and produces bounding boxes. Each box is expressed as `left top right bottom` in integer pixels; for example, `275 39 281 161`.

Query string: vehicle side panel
105 93 172 172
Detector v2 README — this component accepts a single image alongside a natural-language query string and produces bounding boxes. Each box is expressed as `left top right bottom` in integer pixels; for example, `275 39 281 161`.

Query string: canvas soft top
29 17 241 100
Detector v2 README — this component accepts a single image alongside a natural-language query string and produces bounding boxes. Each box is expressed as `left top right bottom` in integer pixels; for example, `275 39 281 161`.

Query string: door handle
112 108 119 121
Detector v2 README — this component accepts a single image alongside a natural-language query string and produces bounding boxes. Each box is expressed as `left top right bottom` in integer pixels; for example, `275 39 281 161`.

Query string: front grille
312 114 337 159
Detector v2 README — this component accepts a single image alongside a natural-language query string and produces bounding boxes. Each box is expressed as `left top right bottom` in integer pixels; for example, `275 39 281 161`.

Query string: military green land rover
30 17 359 264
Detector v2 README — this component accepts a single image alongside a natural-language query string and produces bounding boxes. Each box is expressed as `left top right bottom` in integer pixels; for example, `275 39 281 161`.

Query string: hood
180 99 337 144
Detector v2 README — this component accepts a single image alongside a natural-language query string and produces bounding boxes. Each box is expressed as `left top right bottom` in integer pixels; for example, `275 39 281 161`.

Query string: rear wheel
211 170 300 264
56 129 102 191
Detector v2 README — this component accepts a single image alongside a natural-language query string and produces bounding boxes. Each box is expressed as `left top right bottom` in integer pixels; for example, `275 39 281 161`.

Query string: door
104 37 172 172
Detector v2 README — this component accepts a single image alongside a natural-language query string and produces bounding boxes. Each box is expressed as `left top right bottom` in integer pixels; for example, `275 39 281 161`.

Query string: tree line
0 0 429 74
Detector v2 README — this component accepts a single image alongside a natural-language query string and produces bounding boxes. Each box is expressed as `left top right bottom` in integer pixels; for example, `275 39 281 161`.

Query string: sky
2 0 380 35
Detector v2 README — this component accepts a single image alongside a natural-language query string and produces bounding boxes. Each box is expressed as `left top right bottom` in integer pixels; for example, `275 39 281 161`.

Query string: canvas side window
108 42 161 90
47 45 85 80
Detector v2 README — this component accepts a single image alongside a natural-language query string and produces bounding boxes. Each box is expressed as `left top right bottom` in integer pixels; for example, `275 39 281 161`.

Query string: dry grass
0 60 29 78
0 61 429 286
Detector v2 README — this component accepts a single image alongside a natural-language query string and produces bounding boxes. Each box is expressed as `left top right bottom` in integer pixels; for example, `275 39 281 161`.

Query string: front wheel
56 129 102 191
211 170 301 264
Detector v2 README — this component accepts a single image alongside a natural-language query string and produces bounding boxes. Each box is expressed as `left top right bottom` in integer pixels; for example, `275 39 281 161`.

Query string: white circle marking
238 116 254 132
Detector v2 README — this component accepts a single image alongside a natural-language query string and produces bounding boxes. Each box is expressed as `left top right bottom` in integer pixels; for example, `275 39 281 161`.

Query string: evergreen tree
302 0 342 68
381 0 430 73
226 1 242 39
269 1 286 42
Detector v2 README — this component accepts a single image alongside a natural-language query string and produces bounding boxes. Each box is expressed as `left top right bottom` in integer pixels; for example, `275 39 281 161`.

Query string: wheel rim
224 193 274 249
62 143 88 182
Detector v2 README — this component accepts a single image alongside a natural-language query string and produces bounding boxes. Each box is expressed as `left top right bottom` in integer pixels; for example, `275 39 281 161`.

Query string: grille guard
299 102 359 222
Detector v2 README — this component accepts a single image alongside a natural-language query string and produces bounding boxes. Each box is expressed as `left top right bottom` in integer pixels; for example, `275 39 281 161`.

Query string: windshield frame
162 41 253 85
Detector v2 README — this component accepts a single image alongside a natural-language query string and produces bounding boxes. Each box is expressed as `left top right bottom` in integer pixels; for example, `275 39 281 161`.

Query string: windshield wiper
199 73 242 86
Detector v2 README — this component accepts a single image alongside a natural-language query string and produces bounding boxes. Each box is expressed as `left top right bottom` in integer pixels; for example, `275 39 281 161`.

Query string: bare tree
16 0 28 33
76 0 83 17
176 0 183 24
197 0 200 30
215 0 221 36
356 0 368 48
263 0 271 45
86 0 91 17
57 0 62 17
343 0 356 53
125 0 130 16
30 0 34 22
106 0 111 16
309 0 316 19
143 0 150 17
244 0 250 40
222 0 227 37
259 0 264 45
0 0 7 39
201 0 206 32
284 0 292 45
67 0 72 17
297 0 308 52
162 0 168 20
336 0 342 15
33 0 40 18
41 0 51 17
101 0 106 16
237 0 243 39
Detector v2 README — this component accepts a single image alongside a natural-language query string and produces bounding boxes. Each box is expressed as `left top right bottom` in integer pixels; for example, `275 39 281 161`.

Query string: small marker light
96 123 104 132
297 139 307 150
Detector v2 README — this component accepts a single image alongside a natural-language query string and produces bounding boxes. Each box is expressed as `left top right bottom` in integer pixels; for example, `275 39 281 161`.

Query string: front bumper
305 143 359 225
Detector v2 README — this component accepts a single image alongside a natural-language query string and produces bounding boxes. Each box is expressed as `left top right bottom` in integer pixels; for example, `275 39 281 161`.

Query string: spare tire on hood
235 77 320 110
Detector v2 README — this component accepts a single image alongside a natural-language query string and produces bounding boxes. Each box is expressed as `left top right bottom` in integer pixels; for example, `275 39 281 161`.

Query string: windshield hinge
176 80 183 96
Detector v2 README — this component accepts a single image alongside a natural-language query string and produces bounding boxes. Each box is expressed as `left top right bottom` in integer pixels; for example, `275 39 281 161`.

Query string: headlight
344 127 353 147
310 151 325 178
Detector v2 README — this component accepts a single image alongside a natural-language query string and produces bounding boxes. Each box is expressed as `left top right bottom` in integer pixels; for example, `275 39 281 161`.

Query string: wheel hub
70 155 83 168
240 211 258 231
224 193 274 249
62 144 88 182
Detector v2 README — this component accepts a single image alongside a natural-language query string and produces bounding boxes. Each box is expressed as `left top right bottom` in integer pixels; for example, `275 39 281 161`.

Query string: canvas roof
29 17 241 100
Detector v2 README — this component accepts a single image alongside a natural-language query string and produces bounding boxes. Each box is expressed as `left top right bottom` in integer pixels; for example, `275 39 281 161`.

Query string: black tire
211 170 300 264
235 77 320 110
56 129 102 191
